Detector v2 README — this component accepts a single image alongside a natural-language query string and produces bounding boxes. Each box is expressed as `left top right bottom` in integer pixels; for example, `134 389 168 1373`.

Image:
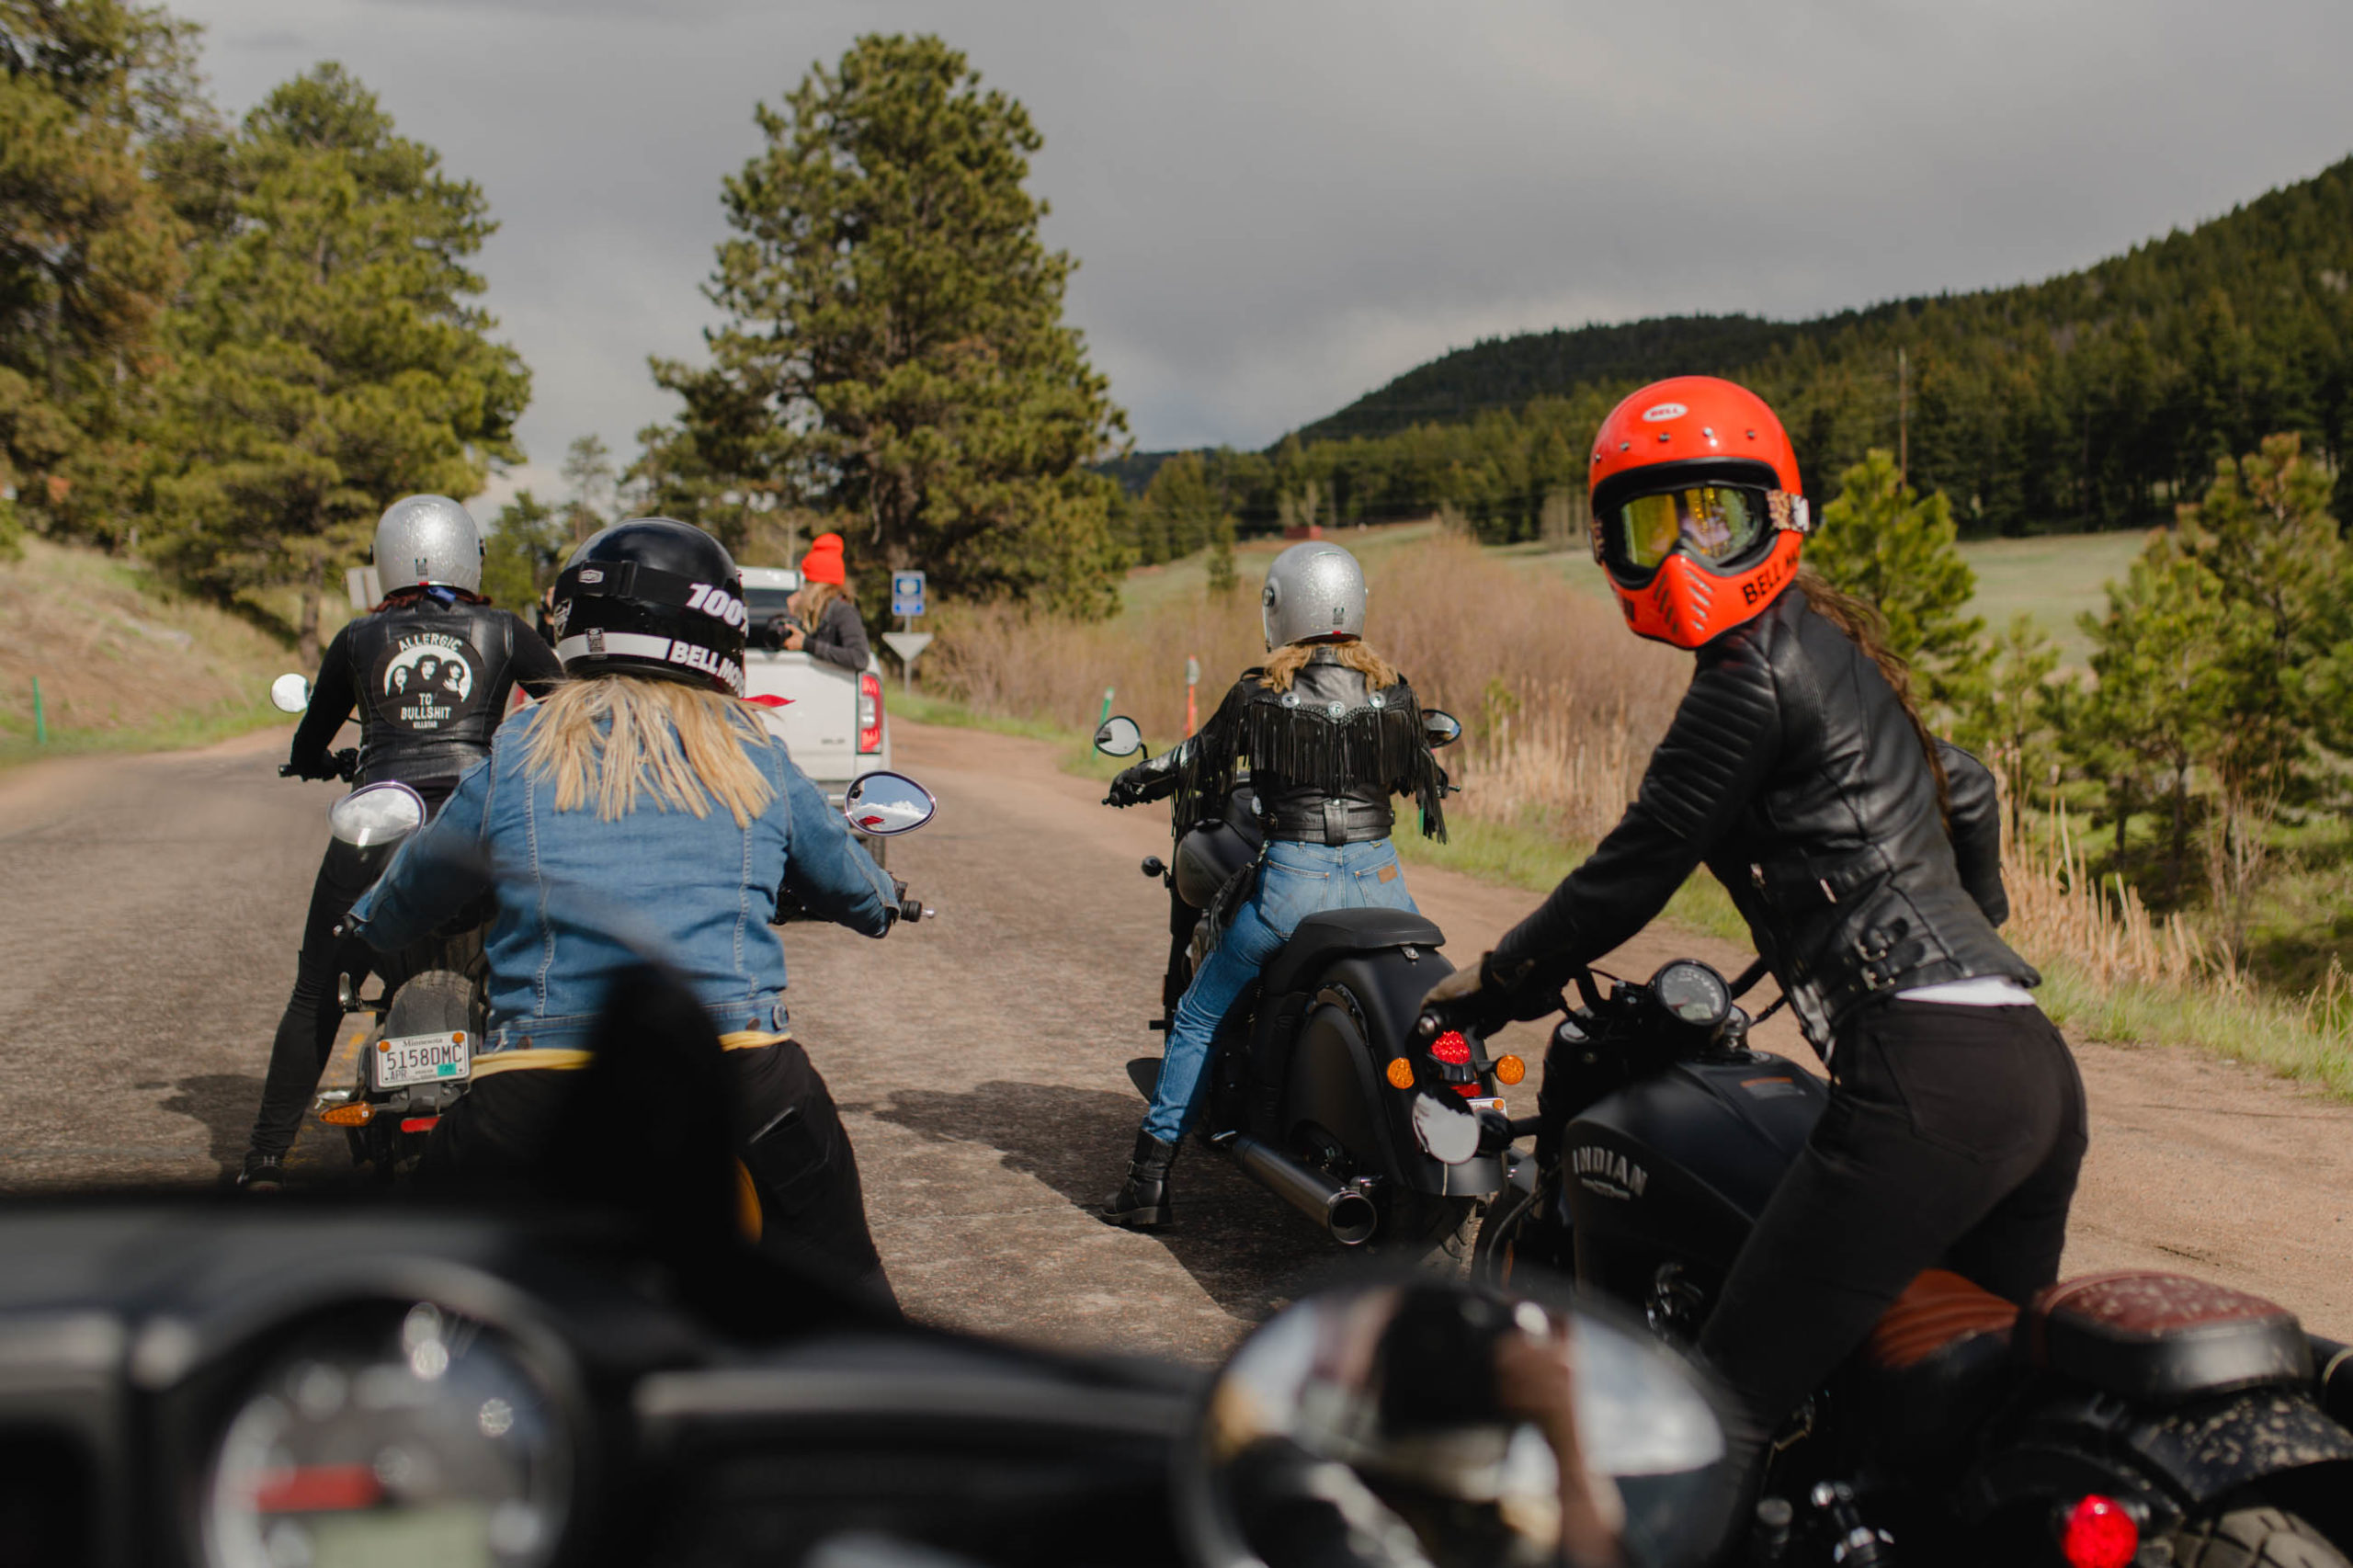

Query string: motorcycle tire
1471 1186 1538 1289
2170 1506 2353 1568
1376 1188 1480 1273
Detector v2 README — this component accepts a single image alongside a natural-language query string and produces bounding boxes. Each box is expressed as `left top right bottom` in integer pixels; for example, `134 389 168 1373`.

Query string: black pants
418 1042 895 1307
1697 999 2087 1438
248 842 379 1160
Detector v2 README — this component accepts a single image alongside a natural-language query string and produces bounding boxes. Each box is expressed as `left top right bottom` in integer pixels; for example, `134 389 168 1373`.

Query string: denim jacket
348 704 894 1055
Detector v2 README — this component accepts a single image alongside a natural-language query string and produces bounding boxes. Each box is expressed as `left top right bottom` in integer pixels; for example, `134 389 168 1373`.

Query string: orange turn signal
1384 1058 1415 1090
1495 1054 1527 1086
321 1103 374 1127
451 1031 465 1045
375 1039 389 1051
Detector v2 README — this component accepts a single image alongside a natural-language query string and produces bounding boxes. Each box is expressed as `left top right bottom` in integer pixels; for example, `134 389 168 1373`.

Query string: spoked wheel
2171 1506 2353 1568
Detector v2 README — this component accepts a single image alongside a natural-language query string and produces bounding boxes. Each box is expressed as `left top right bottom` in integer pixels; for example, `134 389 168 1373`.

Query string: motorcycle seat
1859 1269 2021 1455
1260 908 1445 1003
2020 1270 2311 1403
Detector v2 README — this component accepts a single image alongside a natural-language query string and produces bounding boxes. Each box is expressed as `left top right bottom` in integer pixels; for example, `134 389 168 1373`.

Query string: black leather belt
1264 799 1395 846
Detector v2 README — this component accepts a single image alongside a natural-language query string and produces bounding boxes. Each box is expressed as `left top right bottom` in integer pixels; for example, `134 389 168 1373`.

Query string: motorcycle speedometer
1652 960 1730 1028
202 1301 570 1568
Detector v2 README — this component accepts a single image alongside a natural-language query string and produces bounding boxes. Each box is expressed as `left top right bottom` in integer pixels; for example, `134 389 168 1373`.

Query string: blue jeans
1143 838 1419 1142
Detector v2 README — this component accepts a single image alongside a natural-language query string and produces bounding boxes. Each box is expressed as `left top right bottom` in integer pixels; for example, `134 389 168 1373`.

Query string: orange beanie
800 532 847 586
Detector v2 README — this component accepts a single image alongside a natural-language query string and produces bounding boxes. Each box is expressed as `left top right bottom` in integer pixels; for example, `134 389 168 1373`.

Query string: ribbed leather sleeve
1493 624 1783 978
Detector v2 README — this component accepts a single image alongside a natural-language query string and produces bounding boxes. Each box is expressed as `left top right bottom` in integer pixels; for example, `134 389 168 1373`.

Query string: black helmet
549 519 747 696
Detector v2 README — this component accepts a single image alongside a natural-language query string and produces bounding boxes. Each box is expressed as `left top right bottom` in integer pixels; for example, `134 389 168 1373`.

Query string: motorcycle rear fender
1286 951 1503 1199
1959 1384 2353 1528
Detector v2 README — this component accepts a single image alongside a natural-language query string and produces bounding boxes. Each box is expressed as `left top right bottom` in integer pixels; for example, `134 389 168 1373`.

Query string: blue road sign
891 570 926 618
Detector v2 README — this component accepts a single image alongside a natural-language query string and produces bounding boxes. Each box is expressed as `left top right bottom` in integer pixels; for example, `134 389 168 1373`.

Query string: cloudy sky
173 0 2353 507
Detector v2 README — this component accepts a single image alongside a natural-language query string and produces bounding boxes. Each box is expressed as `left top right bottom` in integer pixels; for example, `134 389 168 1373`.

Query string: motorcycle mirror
1421 708 1462 749
843 770 936 836
269 673 311 714
1094 714 1144 757
327 781 426 848
1178 1283 1737 1568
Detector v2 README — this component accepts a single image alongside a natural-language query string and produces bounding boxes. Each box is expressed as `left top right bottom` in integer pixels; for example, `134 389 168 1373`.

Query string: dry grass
0 538 301 766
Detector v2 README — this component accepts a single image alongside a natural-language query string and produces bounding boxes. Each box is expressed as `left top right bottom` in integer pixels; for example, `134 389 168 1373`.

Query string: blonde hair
521 676 776 827
1262 639 1401 692
796 581 848 622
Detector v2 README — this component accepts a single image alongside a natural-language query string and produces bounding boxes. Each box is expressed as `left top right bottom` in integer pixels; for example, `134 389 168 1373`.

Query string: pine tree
0 0 214 555
481 489 564 612
1806 449 1986 711
144 65 529 666
642 34 1128 618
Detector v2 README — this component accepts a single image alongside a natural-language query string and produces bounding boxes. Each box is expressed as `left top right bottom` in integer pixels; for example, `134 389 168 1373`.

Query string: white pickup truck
738 566 893 852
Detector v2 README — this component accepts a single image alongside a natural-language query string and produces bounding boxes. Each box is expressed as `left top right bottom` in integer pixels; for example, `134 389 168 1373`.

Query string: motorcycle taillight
2060 1495 2137 1568
1428 1030 1471 1065
858 673 882 754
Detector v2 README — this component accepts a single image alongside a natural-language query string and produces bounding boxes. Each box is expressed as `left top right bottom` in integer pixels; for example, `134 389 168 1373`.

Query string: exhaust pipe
1230 1133 1379 1245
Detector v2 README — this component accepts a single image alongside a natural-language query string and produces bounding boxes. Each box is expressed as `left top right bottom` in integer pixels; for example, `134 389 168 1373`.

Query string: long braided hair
1792 568 1952 824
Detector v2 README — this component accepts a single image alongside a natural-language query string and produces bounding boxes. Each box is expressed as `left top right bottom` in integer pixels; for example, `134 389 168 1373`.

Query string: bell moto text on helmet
1261 541 1368 650
1587 376 1809 651
373 494 485 595
551 519 749 697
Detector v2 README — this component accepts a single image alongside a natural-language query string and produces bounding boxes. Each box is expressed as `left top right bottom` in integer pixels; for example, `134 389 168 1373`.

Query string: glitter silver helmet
373 494 484 594
1261 542 1367 650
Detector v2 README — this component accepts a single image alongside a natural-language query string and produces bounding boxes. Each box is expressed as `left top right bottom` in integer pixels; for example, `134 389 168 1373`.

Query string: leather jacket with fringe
1111 646 1447 846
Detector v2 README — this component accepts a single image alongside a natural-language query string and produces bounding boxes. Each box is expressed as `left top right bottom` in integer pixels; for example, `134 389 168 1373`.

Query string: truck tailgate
743 652 859 785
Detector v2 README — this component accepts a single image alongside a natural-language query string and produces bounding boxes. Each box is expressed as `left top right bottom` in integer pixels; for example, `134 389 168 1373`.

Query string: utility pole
1897 347 1910 491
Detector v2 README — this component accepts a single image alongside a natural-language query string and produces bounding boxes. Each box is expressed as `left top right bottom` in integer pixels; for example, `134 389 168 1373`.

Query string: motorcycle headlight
328 782 426 848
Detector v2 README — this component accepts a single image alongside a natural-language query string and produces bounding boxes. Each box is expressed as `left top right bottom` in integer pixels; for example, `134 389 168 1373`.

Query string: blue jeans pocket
1255 858 1330 935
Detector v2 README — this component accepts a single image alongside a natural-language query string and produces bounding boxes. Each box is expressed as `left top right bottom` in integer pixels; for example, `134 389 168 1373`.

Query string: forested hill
1270 154 2353 539
1297 314 1804 442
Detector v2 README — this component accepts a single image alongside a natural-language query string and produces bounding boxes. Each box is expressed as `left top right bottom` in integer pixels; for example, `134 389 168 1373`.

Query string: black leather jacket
1112 650 1447 846
1489 590 2033 1047
290 592 565 793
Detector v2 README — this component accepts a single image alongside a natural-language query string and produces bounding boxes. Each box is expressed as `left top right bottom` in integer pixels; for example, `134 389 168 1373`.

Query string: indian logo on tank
1571 1143 1649 1199
371 631 487 733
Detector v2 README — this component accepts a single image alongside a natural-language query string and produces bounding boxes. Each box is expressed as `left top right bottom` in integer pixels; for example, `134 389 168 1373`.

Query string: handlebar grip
278 763 298 778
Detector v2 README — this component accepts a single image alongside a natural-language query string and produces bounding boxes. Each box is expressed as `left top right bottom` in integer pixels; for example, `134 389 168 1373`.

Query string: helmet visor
1608 486 1769 576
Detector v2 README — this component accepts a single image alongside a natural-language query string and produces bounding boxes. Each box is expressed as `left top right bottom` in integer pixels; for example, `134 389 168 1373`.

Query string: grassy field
1495 526 2148 668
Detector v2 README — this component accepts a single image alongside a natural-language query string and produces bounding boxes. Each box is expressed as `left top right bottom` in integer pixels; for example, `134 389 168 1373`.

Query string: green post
1097 686 1114 735
31 676 46 745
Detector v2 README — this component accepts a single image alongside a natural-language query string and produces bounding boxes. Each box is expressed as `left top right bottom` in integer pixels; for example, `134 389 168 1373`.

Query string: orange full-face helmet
1588 376 1809 650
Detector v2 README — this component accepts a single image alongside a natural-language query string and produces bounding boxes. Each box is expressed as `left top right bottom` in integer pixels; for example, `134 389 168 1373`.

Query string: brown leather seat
1867 1269 2020 1369
2021 1271 2311 1403
1859 1270 2022 1456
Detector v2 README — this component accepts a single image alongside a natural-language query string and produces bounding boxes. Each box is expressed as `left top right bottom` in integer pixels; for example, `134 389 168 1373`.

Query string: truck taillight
858 673 882 754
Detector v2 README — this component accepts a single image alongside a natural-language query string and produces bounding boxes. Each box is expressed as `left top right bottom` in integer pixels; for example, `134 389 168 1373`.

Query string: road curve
3 720 2349 1362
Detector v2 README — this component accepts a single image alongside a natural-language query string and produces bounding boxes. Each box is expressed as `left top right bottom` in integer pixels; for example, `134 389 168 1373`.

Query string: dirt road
5 720 2350 1364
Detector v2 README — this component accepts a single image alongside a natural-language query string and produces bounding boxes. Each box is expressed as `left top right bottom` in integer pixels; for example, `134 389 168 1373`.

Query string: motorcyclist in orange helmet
1426 376 2085 1469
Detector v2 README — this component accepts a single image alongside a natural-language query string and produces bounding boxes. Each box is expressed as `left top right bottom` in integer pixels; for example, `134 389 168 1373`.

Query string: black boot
1100 1131 1177 1230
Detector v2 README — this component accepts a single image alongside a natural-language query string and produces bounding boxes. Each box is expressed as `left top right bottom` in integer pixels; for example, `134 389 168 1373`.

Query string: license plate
373 1031 472 1090
1465 1096 1506 1114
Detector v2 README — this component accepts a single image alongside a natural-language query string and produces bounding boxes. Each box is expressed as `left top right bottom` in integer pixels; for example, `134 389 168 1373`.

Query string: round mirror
269 673 312 715
1095 715 1144 757
843 770 936 836
327 781 426 849
1422 709 1463 750
1180 1283 1735 1568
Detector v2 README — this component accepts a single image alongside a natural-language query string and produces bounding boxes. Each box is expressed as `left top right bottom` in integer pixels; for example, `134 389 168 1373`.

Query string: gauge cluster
203 1301 571 1568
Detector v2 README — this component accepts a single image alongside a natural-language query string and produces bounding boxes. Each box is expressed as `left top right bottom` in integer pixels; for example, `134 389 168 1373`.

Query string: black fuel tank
1563 1053 1826 1309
